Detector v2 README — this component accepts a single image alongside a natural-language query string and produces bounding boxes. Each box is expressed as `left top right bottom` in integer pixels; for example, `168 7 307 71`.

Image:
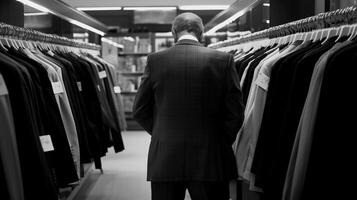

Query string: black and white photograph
1 0 356 200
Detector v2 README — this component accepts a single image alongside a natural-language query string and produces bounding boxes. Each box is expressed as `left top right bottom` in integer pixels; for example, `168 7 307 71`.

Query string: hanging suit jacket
0 73 25 200
0 52 58 200
6 48 79 187
133 39 245 181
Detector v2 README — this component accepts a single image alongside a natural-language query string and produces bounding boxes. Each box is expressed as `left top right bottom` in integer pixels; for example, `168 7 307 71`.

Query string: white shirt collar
178 34 199 42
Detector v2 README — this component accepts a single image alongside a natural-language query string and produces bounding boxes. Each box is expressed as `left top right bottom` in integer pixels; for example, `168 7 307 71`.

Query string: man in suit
133 12 244 200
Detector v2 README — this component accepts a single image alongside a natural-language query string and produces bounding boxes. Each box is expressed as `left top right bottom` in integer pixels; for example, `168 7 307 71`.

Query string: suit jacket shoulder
147 43 233 72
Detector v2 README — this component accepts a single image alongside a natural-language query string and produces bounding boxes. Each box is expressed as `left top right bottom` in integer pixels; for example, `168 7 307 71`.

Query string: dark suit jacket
133 39 244 182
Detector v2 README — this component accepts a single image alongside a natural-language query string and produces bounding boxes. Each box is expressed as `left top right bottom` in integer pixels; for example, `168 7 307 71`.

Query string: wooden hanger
0 37 8 51
313 29 322 42
322 27 338 44
335 25 352 42
310 30 317 41
347 24 357 41
303 31 312 42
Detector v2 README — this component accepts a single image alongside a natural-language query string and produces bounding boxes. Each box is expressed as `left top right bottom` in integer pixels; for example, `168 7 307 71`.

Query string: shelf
105 32 152 37
119 72 144 76
121 91 137 95
126 120 143 130
118 53 149 56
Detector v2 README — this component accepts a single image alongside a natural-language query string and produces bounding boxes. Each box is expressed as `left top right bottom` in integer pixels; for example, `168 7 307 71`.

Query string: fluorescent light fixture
155 32 173 37
123 36 135 42
123 7 177 11
205 10 246 35
266 20 270 24
179 5 229 10
17 0 106 36
205 32 227 37
73 33 89 37
17 0 51 13
69 19 106 36
101 38 124 48
24 12 48 16
77 7 122 11
263 3 270 7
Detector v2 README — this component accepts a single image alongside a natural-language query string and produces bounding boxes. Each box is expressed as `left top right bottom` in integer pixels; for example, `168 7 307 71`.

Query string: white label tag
97 85 101 92
255 72 270 91
47 51 55 57
98 71 107 79
52 82 64 94
77 82 82 92
0 74 9 96
40 135 55 152
114 86 121 94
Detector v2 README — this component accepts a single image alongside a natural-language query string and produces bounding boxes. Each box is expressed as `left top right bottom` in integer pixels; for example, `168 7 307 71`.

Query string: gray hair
172 12 204 40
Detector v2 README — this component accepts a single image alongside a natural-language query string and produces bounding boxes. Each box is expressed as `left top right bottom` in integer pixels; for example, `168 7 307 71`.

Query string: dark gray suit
133 39 244 199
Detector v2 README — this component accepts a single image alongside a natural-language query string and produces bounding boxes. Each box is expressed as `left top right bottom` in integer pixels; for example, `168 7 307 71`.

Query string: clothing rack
209 5 357 50
0 22 101 53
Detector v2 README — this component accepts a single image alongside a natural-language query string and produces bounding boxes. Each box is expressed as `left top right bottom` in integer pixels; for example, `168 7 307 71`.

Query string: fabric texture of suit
133 39 244 182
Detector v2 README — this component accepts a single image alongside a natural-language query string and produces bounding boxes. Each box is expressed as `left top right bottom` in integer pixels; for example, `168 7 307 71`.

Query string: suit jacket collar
175 39 203 47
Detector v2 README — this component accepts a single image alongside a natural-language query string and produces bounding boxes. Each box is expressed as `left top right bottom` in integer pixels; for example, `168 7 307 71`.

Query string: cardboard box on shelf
136 56 147 72
122 96 136 112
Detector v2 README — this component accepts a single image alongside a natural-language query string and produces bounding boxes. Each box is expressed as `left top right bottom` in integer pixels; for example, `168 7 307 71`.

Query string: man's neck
178 34 198 42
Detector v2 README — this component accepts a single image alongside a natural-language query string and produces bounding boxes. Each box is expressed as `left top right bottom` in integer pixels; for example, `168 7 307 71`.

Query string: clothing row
231 35 356 200
0 42 126 200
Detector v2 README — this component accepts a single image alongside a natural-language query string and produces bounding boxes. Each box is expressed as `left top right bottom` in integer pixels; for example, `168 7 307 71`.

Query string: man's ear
198 32 203 43
172 29 178 42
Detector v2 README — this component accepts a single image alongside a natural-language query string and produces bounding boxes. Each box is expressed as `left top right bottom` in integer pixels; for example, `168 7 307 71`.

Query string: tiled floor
74 131 191 200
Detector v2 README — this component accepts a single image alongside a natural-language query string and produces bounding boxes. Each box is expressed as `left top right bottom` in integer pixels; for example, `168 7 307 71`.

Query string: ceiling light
123 7 177 11
24 12 48 16
155 32 173 37
17 0 106 36
77 7 122 11
205 10 246 35
101 38 124 49
179 5 229 10
263 3 270 7
69 19 106 36
73 33 89 37
17 0 51 13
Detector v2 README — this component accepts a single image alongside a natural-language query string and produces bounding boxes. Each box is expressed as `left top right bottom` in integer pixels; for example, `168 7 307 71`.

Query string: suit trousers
151 181 230 200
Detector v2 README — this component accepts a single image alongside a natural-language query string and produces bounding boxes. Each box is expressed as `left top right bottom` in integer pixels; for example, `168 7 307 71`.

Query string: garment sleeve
133 56 154 135
223 55 245 145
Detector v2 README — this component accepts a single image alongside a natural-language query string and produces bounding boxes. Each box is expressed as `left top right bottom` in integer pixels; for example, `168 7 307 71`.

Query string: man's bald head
172 12 204 42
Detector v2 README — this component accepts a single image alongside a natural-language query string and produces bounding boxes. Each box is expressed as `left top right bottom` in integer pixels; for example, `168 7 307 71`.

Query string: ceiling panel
61 0 235 7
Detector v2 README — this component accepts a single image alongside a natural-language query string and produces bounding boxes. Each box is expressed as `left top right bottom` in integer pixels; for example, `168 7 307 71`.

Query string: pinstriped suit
134 39 244 185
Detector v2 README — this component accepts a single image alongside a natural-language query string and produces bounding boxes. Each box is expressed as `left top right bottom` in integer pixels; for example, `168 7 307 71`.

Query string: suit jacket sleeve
133 56 154 134
224 55 245 145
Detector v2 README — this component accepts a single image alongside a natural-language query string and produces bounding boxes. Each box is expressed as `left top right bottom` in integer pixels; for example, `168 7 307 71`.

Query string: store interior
1 0 356 200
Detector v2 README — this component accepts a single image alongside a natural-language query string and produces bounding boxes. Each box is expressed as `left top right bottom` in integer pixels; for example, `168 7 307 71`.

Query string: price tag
47 51 55 56
77 82 82 92
98 71 107 79
114 86 121 94
40 135 55 152
0 74 9 96
52 82 64 94
255 72 270 91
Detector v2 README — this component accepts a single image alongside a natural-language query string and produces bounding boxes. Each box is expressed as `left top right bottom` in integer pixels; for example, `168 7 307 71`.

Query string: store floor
74 131 191 200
